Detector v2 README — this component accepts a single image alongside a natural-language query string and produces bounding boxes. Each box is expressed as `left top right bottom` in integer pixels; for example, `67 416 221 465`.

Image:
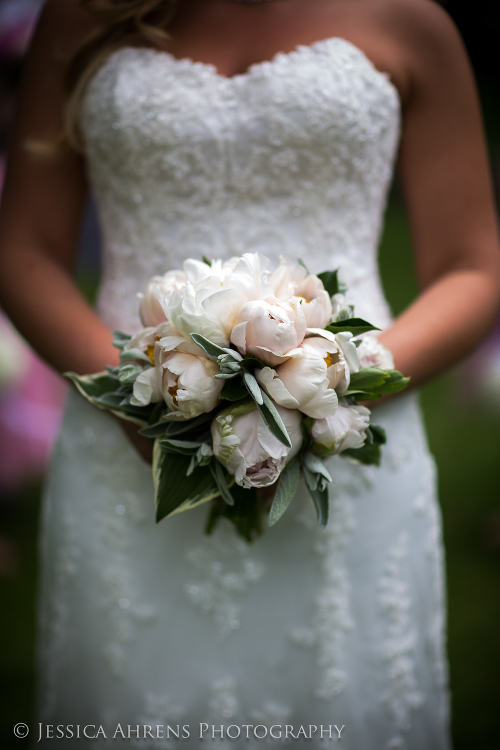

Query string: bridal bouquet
67 253 408 541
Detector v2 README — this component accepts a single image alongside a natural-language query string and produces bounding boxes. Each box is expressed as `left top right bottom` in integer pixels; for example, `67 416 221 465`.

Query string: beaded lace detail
81 38 400 333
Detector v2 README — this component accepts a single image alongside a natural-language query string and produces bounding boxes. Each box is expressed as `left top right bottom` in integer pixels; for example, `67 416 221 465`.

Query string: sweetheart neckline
111 36 401 105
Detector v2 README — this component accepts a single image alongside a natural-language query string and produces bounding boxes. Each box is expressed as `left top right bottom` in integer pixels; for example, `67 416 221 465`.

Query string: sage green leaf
187 443 214 476
307 483 329 528
303 452 333 484
65 371 119 399
65 371 151 425
119 348 151 364
117 362 143 384
239 357 266 373
326 318 380 335
190 333 226 359
209 460 235 506
243 372 264 405
268 459 300 527
231 399 257 417
257 391 292 448
112 331 132 350
221 378 248 401
214 372 239 380
153 442 219 522
157 438 204 455
317 269 340 297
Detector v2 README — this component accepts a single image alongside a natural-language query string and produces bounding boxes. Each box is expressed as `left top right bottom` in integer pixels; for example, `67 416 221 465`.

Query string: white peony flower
131 366 163 407
183 256 241 286
211 403 303 488
356 333 395 370
311 403 371 456
158 349 223 420
293 274 333 329
138 270 187 327
269 255 308 300
268 255 332 328
231 296 306 366
167 252 274 348
256 334 358 418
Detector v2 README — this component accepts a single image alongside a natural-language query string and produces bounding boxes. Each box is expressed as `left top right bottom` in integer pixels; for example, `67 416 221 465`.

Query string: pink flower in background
0 313 67 489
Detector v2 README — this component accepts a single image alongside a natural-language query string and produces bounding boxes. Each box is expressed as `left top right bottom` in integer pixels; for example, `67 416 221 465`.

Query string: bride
1 0 499 747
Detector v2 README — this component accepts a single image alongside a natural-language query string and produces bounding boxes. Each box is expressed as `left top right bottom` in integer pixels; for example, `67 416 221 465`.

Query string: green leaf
341 442 381 466
303 452 333 484
243 372 264 405
119 348 151 364
140 410 215 439
342 368 410 399
230 399 257 417
317 269 340 297
372 370 410 395
256 391 292 448
341 425 386 466
303 468 329 528
153 443 219 522
220 378 248 401
65 371 153 425
370 424 387 445
202 255 211 266
65 370 120 399
347 368 388 391
326 318 380 335
209 460 235 506
157 438 204 455
112 331 132 350
204 485 263 543
239 357 267 373
117 362 144 384
268 459 300 527
189 333 226 359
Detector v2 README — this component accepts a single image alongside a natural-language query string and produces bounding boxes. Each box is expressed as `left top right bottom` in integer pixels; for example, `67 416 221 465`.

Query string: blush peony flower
293 274 333 329
356 333 395 370
230 297 306 366
311 403 371 456
211 403 303 488
158 350 223 420
138 270 187 327
167 252 274 348
256 333 359 419
269 255 333 328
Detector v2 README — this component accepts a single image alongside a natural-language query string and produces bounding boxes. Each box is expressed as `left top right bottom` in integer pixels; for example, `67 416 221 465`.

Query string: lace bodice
81 37 400 332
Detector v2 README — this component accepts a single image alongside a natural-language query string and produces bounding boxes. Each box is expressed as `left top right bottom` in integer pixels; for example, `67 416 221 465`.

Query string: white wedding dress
36 39 452 749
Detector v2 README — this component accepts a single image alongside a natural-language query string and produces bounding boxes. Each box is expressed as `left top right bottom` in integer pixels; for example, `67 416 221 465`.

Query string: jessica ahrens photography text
36 723 346 742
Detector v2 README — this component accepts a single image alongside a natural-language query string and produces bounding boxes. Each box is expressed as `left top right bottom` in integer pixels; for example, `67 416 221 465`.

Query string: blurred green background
1 1 500 748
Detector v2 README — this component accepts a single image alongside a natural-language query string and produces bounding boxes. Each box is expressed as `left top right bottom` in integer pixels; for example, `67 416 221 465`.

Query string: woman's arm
377 0 500 386
0 0 153 460
0 0 117 375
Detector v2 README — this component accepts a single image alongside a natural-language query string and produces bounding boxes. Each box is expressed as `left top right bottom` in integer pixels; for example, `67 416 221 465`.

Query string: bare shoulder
371 0 472 88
